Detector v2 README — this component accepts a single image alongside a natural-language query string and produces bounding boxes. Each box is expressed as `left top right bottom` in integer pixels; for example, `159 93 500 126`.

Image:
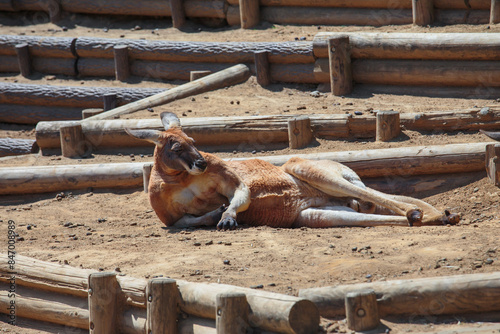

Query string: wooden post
170 0 186 28
216 292 250 334
239 0 260 28
114 45 130 81
254 51 272 86
491 0 500 24
15 43 31 77
143 163 153 193
288 116 313 149
103 93 117 111
190 70 212 81
328 37 353 96
60 122 88 158
88 272 119 334
376 111 400 142
146 278 179 334
46 0 62 22
82 108 104 119
485 144 500 187
412 0 434 25
345 289 379 332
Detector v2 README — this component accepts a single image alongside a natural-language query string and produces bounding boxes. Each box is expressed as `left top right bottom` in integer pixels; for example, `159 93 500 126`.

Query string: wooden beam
190 70 212 81
328 37 353 96
216 293 249 334
413 0 435 25
88 272 119 334
0 138 38 157
103 93 117 111
83 64 251 121
15 43 31 77
170 0 186 28
254 51 272 86
82 108 104 119
288 116 313 149
147 278 179 334
345 290 379 332
239 0 260 28
376 111 400 142
299 272 500 317
113 45 130 81
60 123 88 158
485 143 500 187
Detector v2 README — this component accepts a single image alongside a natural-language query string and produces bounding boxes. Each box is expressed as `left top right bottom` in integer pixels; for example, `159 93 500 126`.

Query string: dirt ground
1 11 500 334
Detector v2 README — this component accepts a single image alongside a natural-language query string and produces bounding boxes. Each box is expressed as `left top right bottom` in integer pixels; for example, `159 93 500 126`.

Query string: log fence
0 0 497 27
0 254 320 334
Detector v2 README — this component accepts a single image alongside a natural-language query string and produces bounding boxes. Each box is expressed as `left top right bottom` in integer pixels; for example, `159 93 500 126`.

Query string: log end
288 299 320 334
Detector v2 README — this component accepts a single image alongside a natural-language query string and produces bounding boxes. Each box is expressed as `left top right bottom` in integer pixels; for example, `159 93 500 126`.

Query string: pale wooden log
492 0 500 23
259 6 413 25
435 9 490 24
376 111 400 141
0 284 89 330
84 64 251 120
15 43 31 77
88 272 119 334
300 272 500 318
103 93 117 111
147 278 179 334
0 138 38 157
312 32 500 60
0 35 76 58
485 143 500 186
412 0 434 25
0 162 145 195
83 108 104 119
0 83 166 108
345 290 379 332
254 51 272 86
328 36 352 96
113 45 130 81
190 70 212 81
143 163 153 193
60 122 89 158
216 293 249 334
170 0 186 28
75 38 314 64
288 116 313 149
239 0 260 28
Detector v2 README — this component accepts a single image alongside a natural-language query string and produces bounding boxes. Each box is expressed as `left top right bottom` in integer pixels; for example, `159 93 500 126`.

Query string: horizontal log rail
0 142 493 196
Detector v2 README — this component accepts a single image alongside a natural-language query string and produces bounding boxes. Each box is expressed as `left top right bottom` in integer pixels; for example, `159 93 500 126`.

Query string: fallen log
0 143 493 195
313 32 500 60
0 83 166 108
299 272 500 317
75 37 314 64
0 254 319 334
0 138 38 157
36 109 500 150
314 58 500 87
83 64 251 121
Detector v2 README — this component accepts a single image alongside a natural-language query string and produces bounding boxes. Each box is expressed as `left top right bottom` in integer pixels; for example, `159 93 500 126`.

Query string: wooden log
288 116 313 149
15 43 31 77
32 57 77 76
491 0 500 23
345 290 379 332
78 58 116 77
88 272 119 334
254 51 272 86
178 317 216 334
328 36 352 96
170 0 186 28
75 38 314 64
0 284 89 330
299 272 500 318
60 122 89 158
113 45 130 81
259 6 413 25
103 93 117 111
412 0 434 25
356 84 500 99
84 64 251 121
0 35 76 58
143 163 153 193
0 105 85 124
239 0 260 28
376 111 400 142
228 0 413 7
312 32 500 60
190 70 212 81
434 0 490 9
82 108 104 119
0 83 166 108
436 9 490 23
146 278 179 334
314 58 500 87
485 143 500 186
216 293 249 334
0 0 15 11
0 138 38 157
0 55 18 72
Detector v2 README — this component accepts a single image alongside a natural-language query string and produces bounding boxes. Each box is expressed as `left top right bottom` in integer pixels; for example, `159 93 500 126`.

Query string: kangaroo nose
194 159 207 171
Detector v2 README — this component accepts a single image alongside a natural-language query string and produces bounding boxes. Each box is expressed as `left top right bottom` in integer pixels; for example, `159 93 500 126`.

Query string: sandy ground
0 11 500 334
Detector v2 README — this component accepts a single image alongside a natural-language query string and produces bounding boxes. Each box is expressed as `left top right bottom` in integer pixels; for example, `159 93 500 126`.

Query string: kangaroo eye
171 143 182 152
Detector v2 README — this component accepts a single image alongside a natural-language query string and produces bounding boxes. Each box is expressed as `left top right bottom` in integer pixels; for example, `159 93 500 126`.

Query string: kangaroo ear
125 128 163 146
160 112 181 131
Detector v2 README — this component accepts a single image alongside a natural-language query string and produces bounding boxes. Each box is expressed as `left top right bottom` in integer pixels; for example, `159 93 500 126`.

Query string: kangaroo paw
407 209 423 227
